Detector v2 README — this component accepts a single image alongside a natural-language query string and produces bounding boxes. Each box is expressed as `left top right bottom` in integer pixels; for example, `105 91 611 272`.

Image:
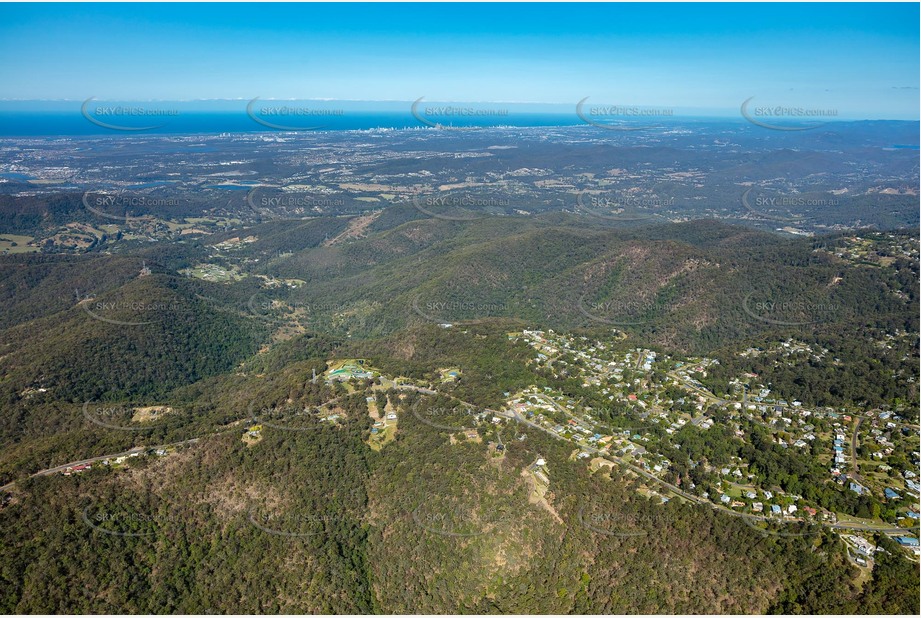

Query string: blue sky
0 2 918 119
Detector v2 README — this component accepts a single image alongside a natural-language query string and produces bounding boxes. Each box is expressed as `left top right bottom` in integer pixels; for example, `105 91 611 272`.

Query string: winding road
0 438 199 493
498 394 916 536
3 384 916 539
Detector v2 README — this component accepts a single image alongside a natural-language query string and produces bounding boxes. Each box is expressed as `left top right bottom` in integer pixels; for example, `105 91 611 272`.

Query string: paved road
488 367 918 535
0 438 199 493
395 384 438 395
6 385 915 539
2 388 375 495
666 371 727 406
498 396 917 536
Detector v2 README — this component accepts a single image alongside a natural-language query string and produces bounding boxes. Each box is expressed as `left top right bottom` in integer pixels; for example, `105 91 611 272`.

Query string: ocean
0 111 592 137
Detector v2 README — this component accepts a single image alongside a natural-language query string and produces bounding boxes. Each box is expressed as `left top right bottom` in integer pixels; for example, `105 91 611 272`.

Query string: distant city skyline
0 2 918 120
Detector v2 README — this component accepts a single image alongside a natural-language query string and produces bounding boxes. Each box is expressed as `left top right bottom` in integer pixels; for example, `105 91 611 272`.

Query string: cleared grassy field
0 234 39 254
180 263 246 282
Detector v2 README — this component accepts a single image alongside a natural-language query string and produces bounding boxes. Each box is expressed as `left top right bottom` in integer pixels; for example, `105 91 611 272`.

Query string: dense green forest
2 376 918 614
0 220 917 613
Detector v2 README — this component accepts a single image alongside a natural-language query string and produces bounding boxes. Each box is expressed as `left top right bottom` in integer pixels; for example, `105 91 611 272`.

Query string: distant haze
0 3 917 119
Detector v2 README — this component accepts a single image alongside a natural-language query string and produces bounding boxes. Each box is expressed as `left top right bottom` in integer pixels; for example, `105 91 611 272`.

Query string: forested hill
0 218 917 614
1 370 918 614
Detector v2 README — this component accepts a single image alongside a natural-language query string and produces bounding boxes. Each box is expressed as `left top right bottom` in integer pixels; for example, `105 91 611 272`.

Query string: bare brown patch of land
520 467 563 524
131 405 173 423
324 211 382 246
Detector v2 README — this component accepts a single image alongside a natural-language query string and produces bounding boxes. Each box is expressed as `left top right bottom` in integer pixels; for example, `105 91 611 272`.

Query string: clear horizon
0 2 918 120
